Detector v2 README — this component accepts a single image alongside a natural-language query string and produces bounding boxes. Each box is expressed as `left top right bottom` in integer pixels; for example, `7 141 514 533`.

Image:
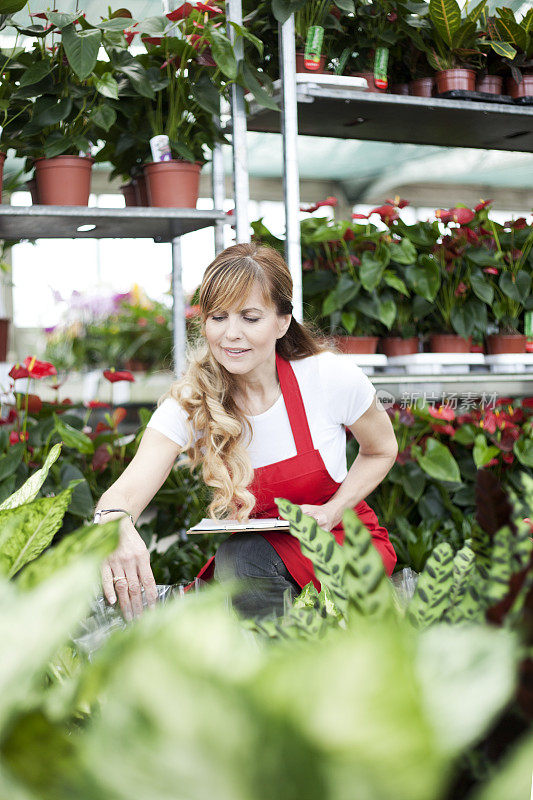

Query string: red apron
195 352 396 590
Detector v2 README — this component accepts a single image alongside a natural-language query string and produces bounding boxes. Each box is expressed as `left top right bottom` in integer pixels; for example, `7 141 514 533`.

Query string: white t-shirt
146 351 376 482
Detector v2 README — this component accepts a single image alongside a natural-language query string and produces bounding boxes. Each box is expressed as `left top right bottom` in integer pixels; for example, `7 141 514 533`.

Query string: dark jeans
214 533 301 619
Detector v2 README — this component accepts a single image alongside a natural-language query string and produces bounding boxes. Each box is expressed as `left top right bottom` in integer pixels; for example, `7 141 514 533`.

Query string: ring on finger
113 576 128 586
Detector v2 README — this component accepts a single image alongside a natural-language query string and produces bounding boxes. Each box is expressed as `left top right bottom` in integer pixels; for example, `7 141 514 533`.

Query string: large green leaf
494 7 528 50
414 438 461 483
360 243 390 291
16 520 119 590
407 543 454 628
470 269 494 305
0 0 28 13
0 444 24 483
0 443 61 511
19 60 52 87
210 28 237 80
406 255 440 301
191 72 222 115
513 437 533 467
389 238 417 265
499 270 531 303
0 481 81 578
271 0 307 24
383 270 409 296
488 39 517 59
91 104 117 131
242 62 279 111
62 24 101 81
473 435 500 468
33 96 72 126
94 71 119 99
429 0 462 47
96 17 138 31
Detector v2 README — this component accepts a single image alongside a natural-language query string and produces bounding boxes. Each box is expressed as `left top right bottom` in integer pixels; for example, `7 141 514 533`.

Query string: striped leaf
494 9 528 50
489 39 517 59
445 545 480 623
466 0 488 25
407 543 454 629
341 508 395 620
485 526 514 605
429 0 462 47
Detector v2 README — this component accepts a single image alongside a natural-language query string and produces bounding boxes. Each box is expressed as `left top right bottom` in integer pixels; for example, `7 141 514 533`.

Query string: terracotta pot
430 333 472 353
133 174 149 206
486 334 527 354
351 71 387 93
121 182 137 207
34 155 94 206
507 73 533 99
144 160 201 208
0 152 5 204
0 318 9 361
26 178 39 204
390 82 410 95
476 75 503 95
334 335 379 354
295 51 326 74
435 68 476 94
409 77 434 97
380 336 419 357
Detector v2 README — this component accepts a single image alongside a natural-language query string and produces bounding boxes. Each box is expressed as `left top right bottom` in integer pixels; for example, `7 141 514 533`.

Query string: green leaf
429 0 462 47
494 7 528 50
44 135 75 158
473 434 500 468
376 298 396 329
407 542 454 628
62 24 101 81
19 60 52 87
406 255 440 301
0 482 80 578
17 520 119 590
227 21 263 57
341 311 356 334
271 0 307 24
400 462 426 502
389 238 417 265
489 39 517 59
91 104 117 131
0 443 61 511
0 445 24 483
190 73 221 115
96 17 138 31
383 271 409 296
415 438 461 483
210 28 237 80
513 437 533 468
242 62 279 111
470 268 494 305
499 270 531 303
360 243 390 291
119 62 155 99
54 414 94 455
0 0 28 13
334 0 355 12
94 71 119 99
33 97 72 126
46 11 79 28
59 462 93 518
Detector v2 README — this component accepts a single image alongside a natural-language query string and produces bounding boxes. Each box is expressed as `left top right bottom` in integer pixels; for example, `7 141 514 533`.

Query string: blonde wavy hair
159 243 328 521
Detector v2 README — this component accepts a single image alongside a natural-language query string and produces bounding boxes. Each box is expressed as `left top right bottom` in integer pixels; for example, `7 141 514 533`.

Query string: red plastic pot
144 160 201 208
334 335 379 354
409 77 434 97
295 51 326 74
435 69 476 93
121 182 137 207
351 72 387 93
507 73 533 99
380 336 419 357
430 333 472 353
486 334 527 354
0 152 5 203
476 75 503 95
34 155 93 206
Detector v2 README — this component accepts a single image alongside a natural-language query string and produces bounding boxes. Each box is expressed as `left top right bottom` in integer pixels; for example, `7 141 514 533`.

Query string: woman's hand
101 521 158 621
299 503 340 532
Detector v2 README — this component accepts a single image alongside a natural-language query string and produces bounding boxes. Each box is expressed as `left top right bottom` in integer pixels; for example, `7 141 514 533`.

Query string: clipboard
186 517 290 535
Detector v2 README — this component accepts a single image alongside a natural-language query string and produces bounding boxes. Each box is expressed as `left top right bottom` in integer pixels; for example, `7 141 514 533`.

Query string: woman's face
204 282 291 377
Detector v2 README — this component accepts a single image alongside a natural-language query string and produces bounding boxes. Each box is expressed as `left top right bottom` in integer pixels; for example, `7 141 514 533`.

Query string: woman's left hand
299 503 339 532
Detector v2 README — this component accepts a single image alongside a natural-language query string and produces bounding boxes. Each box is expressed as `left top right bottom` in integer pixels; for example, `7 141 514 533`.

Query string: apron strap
275 352 314 454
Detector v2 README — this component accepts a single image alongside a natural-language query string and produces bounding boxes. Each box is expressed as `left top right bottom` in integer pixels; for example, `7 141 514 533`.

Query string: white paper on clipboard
186 517 290 535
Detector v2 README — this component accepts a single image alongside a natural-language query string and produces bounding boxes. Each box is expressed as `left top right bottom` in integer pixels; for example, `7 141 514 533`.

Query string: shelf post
212 112 226 255
279 14 302 321
171 237 187 377
227 0 250 243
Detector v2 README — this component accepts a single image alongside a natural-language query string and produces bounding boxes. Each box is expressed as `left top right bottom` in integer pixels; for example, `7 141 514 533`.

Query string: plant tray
295 73 368 90
385 352 484 375
340 353 387 375
485 354 533 373
436 90 514 105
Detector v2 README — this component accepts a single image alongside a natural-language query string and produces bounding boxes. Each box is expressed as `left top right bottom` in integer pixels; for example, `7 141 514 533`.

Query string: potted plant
475 9 517 95
344 2 406 93
10 10 136 205
425 0 488 94
488 6 533 98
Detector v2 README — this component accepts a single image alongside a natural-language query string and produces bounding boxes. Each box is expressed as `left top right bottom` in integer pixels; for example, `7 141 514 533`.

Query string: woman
96 243 398 620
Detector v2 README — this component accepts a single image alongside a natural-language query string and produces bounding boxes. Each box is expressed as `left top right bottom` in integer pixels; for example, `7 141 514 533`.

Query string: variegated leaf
485 526 514 605
445 545 477 623
0 443 62 512
407 543 454 628
429 0 462 46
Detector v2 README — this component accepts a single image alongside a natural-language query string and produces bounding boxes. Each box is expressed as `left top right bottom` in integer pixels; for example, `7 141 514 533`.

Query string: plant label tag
525 311 533 337
374 47 389 90
304 25 324 71
150 134 172 162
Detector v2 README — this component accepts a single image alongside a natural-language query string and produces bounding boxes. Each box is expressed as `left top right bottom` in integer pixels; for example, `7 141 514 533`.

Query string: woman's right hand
101 521 158 621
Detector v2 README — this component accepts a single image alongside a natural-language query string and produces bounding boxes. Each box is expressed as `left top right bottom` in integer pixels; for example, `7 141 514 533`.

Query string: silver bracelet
93 508 134 526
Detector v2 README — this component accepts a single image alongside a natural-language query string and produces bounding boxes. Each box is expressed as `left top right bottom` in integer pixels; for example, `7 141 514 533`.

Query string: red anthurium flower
92 443 112 472
428 404 455 421
485 457 499 468
435 208 454 224
474 199 493 212
9 363 30 380
506 217 527 230
431 422 455 436
95 421 111 434
385 196 409 209
352 213 369 220
479 412 497 434
9 430 28 445
483 266 499 276
85 400 112 409
124 30 139 45
502 452 514 464
498 426 520 452
0 408 18 426
112 407 127 427
196 1 223 12
186 33 207 50
301 196 338 213
464 228 479 245
30 10 57 18
166 3 194 20
452 208 475 225
103 368 135 383
369 204 398 223
23 357 57 379
455 413 474 425
454 281 468 297
26 394 42 415
343 228 355 241
143 35 163 46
